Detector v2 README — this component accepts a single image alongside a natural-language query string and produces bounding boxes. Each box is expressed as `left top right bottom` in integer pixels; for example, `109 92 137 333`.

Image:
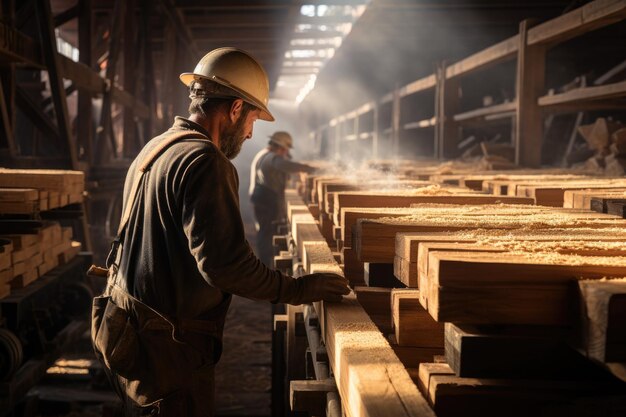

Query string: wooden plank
445 35 519 79
391 289 443 348
395 228 626 287
303 240 435 417
355 206 625 263
0 188 38 202
421 363 626 417
453 101 516 123
333 191 534 226
607 200 626 218
517 181 626 206
354 286 392 335
444 323 606 379
323 295 436 417
527 0 626 46
399 74 437 97
427 250 626 324
539 80 626 107
290 379 337 415
578 278 626 380
564 189 626 209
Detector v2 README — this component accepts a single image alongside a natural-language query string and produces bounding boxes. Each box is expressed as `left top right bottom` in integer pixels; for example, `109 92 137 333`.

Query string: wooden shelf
399 75 437 97
454 102 517 123
403 117 437 130
538 80 626 107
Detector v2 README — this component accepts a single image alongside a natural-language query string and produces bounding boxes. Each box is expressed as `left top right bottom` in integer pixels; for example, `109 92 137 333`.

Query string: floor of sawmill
17 232 272 417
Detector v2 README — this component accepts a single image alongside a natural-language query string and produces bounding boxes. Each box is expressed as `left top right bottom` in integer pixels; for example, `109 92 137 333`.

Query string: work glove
287 273 350 305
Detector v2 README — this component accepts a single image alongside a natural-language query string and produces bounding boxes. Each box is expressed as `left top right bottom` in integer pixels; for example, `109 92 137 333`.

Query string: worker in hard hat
250 131 316 266
91 48 349 416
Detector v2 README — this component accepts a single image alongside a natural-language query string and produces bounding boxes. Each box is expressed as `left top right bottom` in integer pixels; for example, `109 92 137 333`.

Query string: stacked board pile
293 166 626 417
0 222 81 296
0 169 85 298
0 168 84 214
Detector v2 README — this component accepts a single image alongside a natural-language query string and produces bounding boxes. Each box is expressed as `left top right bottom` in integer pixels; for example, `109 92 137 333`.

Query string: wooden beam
445 35 519 80
538 80 626 107
515 20 545 168
398 74 437 98
159 0 201 61
77 0 93 165
0 20 43 68
98 0 124 161
527 0 626 47
290 379 337 416
123 0 137 157
436 62 460 159
35 0 78 170
53 4 78 27
0 82 15 154
453 101 516 123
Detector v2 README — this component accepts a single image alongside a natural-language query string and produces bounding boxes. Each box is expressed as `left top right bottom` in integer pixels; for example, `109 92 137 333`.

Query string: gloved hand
288 273 350 305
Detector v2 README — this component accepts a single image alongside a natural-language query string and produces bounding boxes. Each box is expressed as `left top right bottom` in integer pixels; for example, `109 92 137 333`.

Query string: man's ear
229 99 244 123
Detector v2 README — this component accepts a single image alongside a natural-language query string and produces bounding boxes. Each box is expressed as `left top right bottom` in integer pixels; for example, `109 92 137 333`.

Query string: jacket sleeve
271 156 316 174
179 152 297 302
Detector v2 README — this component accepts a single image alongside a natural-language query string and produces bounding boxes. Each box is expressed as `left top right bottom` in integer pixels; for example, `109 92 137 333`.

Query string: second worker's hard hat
269 131 293 149
180 47 275 121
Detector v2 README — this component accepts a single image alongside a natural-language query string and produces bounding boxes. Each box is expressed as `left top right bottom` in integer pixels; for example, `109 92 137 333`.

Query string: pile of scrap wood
576 117 626 175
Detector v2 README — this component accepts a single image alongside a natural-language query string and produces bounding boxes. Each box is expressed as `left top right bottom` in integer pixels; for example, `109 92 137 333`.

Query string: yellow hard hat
180 47 274 121
269 131 293 149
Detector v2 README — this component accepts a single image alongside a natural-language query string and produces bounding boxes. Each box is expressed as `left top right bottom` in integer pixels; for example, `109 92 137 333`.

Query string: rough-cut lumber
578 278 626 380
391 289 443 348
395 228 626 287
356 206 625 263
418 362 626 417
333 189 533 226
444 323 606 379
427 251 626 324
303 238 435 417
290 379 337 416
607 199 626 218
387 334 443 369
418 240 626 296
516 180 626 206
291 214 324 259
482 174 595 195
564 188 626 209
354 286 392 335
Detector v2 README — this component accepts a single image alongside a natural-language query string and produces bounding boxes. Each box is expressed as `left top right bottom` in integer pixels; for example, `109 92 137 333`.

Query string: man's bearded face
220 108 249 159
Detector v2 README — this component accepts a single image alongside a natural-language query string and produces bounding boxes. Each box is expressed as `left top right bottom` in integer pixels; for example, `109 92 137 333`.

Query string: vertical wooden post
141 0 155 142
372 102 379 158
391 86 400 157
77 0 93 165
35 0 79 170
97 0 124 163
436 62 460 160
122 0 137 157
515 19 545 168
0 0 16 156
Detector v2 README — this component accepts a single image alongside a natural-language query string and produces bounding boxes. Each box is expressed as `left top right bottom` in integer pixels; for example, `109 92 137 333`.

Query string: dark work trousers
251 185 279 267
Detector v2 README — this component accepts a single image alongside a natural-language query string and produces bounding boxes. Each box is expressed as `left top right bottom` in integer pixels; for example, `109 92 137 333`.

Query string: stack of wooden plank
292 167 626 416
0 221 81 295
0 169 84 214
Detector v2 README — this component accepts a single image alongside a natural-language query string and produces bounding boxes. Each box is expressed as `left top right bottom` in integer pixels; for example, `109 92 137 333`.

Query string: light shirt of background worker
249 131 316 266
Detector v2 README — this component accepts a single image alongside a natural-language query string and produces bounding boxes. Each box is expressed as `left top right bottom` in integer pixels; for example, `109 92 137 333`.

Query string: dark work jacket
115 117 294 320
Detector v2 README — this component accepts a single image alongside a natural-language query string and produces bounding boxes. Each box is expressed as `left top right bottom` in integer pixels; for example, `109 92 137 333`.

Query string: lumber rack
308 0 626 167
